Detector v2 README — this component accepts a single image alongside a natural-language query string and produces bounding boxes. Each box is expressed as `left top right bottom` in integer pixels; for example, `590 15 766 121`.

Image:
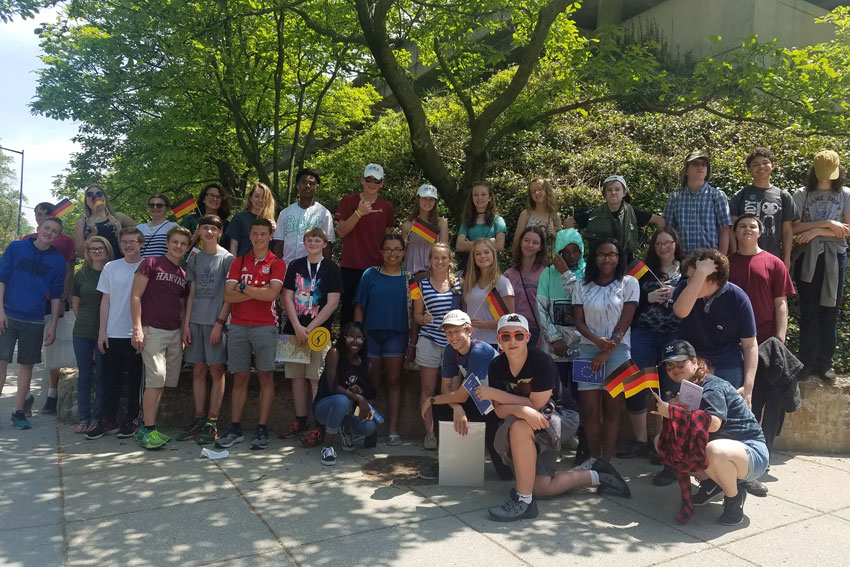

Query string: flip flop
387 434 402 446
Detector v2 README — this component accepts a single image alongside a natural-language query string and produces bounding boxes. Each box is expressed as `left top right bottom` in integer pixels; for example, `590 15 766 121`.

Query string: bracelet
354 210 362 218
215 318 226 325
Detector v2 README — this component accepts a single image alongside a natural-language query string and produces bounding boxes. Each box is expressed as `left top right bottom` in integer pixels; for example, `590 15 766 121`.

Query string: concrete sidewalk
2 364 850 566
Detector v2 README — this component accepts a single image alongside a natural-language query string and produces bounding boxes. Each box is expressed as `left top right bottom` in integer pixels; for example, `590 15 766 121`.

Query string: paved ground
3 364 850 567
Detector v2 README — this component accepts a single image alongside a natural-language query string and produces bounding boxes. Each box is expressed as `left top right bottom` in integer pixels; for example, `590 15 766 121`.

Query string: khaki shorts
227 324 278 372
141 327 184 388
284 343 330 380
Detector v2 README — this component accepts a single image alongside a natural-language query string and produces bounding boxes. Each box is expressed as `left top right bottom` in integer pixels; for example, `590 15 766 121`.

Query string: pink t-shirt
23 233 75 263
334 193 395 270
504 265 545 330
137 256 188 330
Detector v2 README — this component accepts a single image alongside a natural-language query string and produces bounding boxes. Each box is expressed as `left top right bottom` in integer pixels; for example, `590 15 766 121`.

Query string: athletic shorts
227 324 278 372
0 318 44 364
183 322 227 365
414 336 444 369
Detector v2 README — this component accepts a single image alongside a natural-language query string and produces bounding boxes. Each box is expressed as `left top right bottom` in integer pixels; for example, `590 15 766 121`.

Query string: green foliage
0 147 35 252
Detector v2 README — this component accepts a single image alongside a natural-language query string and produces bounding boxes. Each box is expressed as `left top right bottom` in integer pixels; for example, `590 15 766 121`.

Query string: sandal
423 435 437 450
387 434 402 446
74 422 90 434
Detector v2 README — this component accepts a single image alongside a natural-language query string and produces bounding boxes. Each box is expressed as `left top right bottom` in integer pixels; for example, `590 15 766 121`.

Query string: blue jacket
0 238 66 323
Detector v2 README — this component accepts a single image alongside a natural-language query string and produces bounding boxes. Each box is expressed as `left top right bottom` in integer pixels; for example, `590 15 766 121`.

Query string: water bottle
370 405 384 424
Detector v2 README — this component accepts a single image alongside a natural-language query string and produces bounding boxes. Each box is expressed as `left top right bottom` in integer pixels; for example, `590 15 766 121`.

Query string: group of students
0 147 845 525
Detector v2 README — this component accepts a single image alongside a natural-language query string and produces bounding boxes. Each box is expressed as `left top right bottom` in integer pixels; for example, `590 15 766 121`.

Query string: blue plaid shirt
662 183 732 253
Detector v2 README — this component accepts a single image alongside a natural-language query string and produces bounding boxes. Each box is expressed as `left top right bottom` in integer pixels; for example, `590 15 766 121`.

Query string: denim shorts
575 342 631 392
366 330 407 359
741 438 770 482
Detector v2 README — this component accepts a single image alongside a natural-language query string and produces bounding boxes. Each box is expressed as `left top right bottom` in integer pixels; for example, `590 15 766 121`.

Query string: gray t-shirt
186 247 234 325
729 185 798 258
793 186 850 224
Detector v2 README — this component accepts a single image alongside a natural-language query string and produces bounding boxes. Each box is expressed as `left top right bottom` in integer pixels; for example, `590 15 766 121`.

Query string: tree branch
433 36 475 123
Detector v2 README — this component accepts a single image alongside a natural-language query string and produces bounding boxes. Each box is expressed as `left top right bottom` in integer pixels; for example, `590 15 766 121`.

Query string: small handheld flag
92 195 106 210
172 196 197 219
408 278 422 300
623 367 661 398
603 359 639 398
485 288 508 319
410 219 438 244
51 198 74 219
627 260 649 279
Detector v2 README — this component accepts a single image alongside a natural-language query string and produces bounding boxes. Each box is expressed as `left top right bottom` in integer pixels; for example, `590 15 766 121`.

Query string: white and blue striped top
138 221 178 258
418 276 463 347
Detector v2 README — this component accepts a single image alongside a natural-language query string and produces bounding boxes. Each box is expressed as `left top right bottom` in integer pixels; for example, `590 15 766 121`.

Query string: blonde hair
429 242 458 290
83 235 114 265
243 182 277 221
463 238 502 296
526 177 558 215
83 185 116 218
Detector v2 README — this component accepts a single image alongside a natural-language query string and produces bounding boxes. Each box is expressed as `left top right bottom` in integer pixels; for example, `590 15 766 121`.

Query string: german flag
172 195 197 219
623 367 660 398
603 359 639 398
92 194 106 210
51 198 74 219
410 219 438 244
627 259 649 279
485 288 508 319
408 278 422 300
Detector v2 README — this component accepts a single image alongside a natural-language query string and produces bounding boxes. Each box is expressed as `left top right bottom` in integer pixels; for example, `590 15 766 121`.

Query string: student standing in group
512 177 562 250
178 215 234 445
130 226 191 449
663 151 732 255
273 168 335 265
462 238 515 349
217 218 286 450
0 217 65 429
728 148 798 268
455 182 507 272
335 164 396 325
89 228 145 440
137 194 178 258
226 182 278 258
401 183 449 275
504 226 547 347
180 184 233 252
279 227 342 446
71 236 113 434
74 185 136 260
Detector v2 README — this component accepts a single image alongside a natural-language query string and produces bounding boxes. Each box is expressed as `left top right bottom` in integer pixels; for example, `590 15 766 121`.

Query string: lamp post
0 146 24 237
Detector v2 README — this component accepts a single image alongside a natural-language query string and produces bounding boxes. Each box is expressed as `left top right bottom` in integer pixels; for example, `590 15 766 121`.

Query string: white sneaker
571 456 597 471
320 446 337 466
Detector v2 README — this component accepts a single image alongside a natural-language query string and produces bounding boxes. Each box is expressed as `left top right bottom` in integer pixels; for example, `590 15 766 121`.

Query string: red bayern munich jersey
226 249 286 326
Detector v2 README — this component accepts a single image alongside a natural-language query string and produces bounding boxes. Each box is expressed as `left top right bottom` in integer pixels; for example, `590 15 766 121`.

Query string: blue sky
0 6 79 228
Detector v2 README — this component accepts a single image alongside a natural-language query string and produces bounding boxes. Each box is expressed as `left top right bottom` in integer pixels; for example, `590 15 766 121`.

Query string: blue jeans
314 394 378 438
629 327 680 410
73 337 103 422
795 251 847 372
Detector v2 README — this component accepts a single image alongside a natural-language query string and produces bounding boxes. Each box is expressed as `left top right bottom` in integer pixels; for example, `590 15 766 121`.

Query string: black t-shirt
282 257 343 334
488 346 558 408
574 206 653 229
313 355 376 406
700 375 765 443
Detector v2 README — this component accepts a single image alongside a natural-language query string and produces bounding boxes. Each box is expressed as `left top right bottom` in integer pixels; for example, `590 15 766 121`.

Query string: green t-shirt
72 265 103 340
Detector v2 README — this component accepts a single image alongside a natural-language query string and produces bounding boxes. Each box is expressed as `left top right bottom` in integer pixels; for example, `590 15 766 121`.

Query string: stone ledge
774 376 850 454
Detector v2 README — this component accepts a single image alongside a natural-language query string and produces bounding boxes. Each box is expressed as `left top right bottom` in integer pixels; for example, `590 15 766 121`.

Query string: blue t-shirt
700 374 765 443
354 267 408 333
442 340 498 385
0 238 65 323
459 216 507 241
673 281 756 371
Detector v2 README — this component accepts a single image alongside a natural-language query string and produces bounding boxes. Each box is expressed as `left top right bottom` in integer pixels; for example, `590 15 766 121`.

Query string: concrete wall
623 0 833 62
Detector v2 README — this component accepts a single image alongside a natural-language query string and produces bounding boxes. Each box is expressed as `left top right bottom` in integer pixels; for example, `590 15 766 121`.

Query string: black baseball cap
662 340 696 363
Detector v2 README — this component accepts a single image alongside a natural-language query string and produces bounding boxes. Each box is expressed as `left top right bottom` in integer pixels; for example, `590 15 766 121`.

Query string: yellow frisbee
308 327 331 351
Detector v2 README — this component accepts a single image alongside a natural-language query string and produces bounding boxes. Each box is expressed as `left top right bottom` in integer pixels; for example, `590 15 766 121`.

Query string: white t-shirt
137 221 178 258
573 275 639 346
97 258 143 338
273 202 335 265
463 275 515 345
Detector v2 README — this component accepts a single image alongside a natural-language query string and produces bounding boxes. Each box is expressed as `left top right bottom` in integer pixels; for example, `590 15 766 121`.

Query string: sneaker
10 410 31 429
177 418 205 441
156 429 171 443
572 456 597 471
820 368 837 385
423 435 438 450
488 492 538 522
592 458 631 497
320 446 337 466
741 478 769 497
692 478 724 506
418 462 439 481
23 393 35 417
250 426 269 450
340 425 363 452
278 420 308 439
615 440 653 459
116 419 139 439
138 428 167 450
300 428 325 448
717 488 747 526
102 419 120 435
197 421 218 445
85 419 118 440
41 396 58 415
652 466 677 487
215 427 244 448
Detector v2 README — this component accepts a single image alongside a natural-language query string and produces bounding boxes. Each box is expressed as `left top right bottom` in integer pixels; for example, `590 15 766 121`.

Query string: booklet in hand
462 372 494 416
677 380 703 411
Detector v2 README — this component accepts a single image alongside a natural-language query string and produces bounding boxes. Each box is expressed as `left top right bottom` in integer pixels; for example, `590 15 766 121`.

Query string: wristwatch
215 318 226 325
239 282 246 293
429 396 436 405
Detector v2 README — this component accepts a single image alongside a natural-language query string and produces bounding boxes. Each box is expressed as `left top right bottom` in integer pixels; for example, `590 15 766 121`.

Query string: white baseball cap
439 309 471 329
417 184 438 199
363 163 384 180
497 313 529 333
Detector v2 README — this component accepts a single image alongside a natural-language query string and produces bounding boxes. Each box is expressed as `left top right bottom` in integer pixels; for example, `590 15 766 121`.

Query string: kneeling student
476 313 630 522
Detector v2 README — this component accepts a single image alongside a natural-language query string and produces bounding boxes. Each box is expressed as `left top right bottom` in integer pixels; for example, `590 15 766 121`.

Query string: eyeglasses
596 252 619 260
344 335 365 342
205 193 222 201
86 191 104 198
654 240 675 248
382 248 404 254
88 247 107 253
498 331 529 343
148 203 167 209
364 177 383 184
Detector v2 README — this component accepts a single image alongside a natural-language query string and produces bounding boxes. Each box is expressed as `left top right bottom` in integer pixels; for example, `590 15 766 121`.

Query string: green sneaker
139 428 167 450
177 418 205 441
154 429 171 444
135 427 145 443
197 421 218 445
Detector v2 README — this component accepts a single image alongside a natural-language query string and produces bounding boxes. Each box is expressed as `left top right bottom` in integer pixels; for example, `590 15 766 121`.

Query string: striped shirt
418 277 463 347
662 183 731 254
138 221 178 258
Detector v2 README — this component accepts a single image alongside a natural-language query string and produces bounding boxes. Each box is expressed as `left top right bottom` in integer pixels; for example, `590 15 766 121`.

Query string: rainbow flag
51 198 74 219
603 359 639 398
623 367 660 398
410 219 438 244
172 196 197 219
485 288 508 319
408 278 422 300
627 259 649 279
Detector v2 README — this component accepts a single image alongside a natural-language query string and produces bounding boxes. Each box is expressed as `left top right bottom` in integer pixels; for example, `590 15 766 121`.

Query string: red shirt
334 193 395 270
23 233 75 263
226 250 286 326
728 251 796 343
137 256 188 330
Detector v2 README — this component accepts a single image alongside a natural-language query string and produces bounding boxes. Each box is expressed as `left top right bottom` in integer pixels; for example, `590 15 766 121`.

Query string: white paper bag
438 421 485 487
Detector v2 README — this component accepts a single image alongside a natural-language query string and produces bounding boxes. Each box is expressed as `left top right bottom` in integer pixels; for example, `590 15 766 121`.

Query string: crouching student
312 322 378 465
476 313 630 522
416 309 510 482
130 226 191 449
653 340 769 526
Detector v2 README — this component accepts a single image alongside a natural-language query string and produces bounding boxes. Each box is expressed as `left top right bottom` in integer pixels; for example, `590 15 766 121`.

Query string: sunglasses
148 203 167 209
364 176 383 184
86 191 104 198
498 331 529 343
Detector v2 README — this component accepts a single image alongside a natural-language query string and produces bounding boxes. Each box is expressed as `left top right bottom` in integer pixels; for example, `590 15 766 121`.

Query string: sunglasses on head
498 331 529 343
